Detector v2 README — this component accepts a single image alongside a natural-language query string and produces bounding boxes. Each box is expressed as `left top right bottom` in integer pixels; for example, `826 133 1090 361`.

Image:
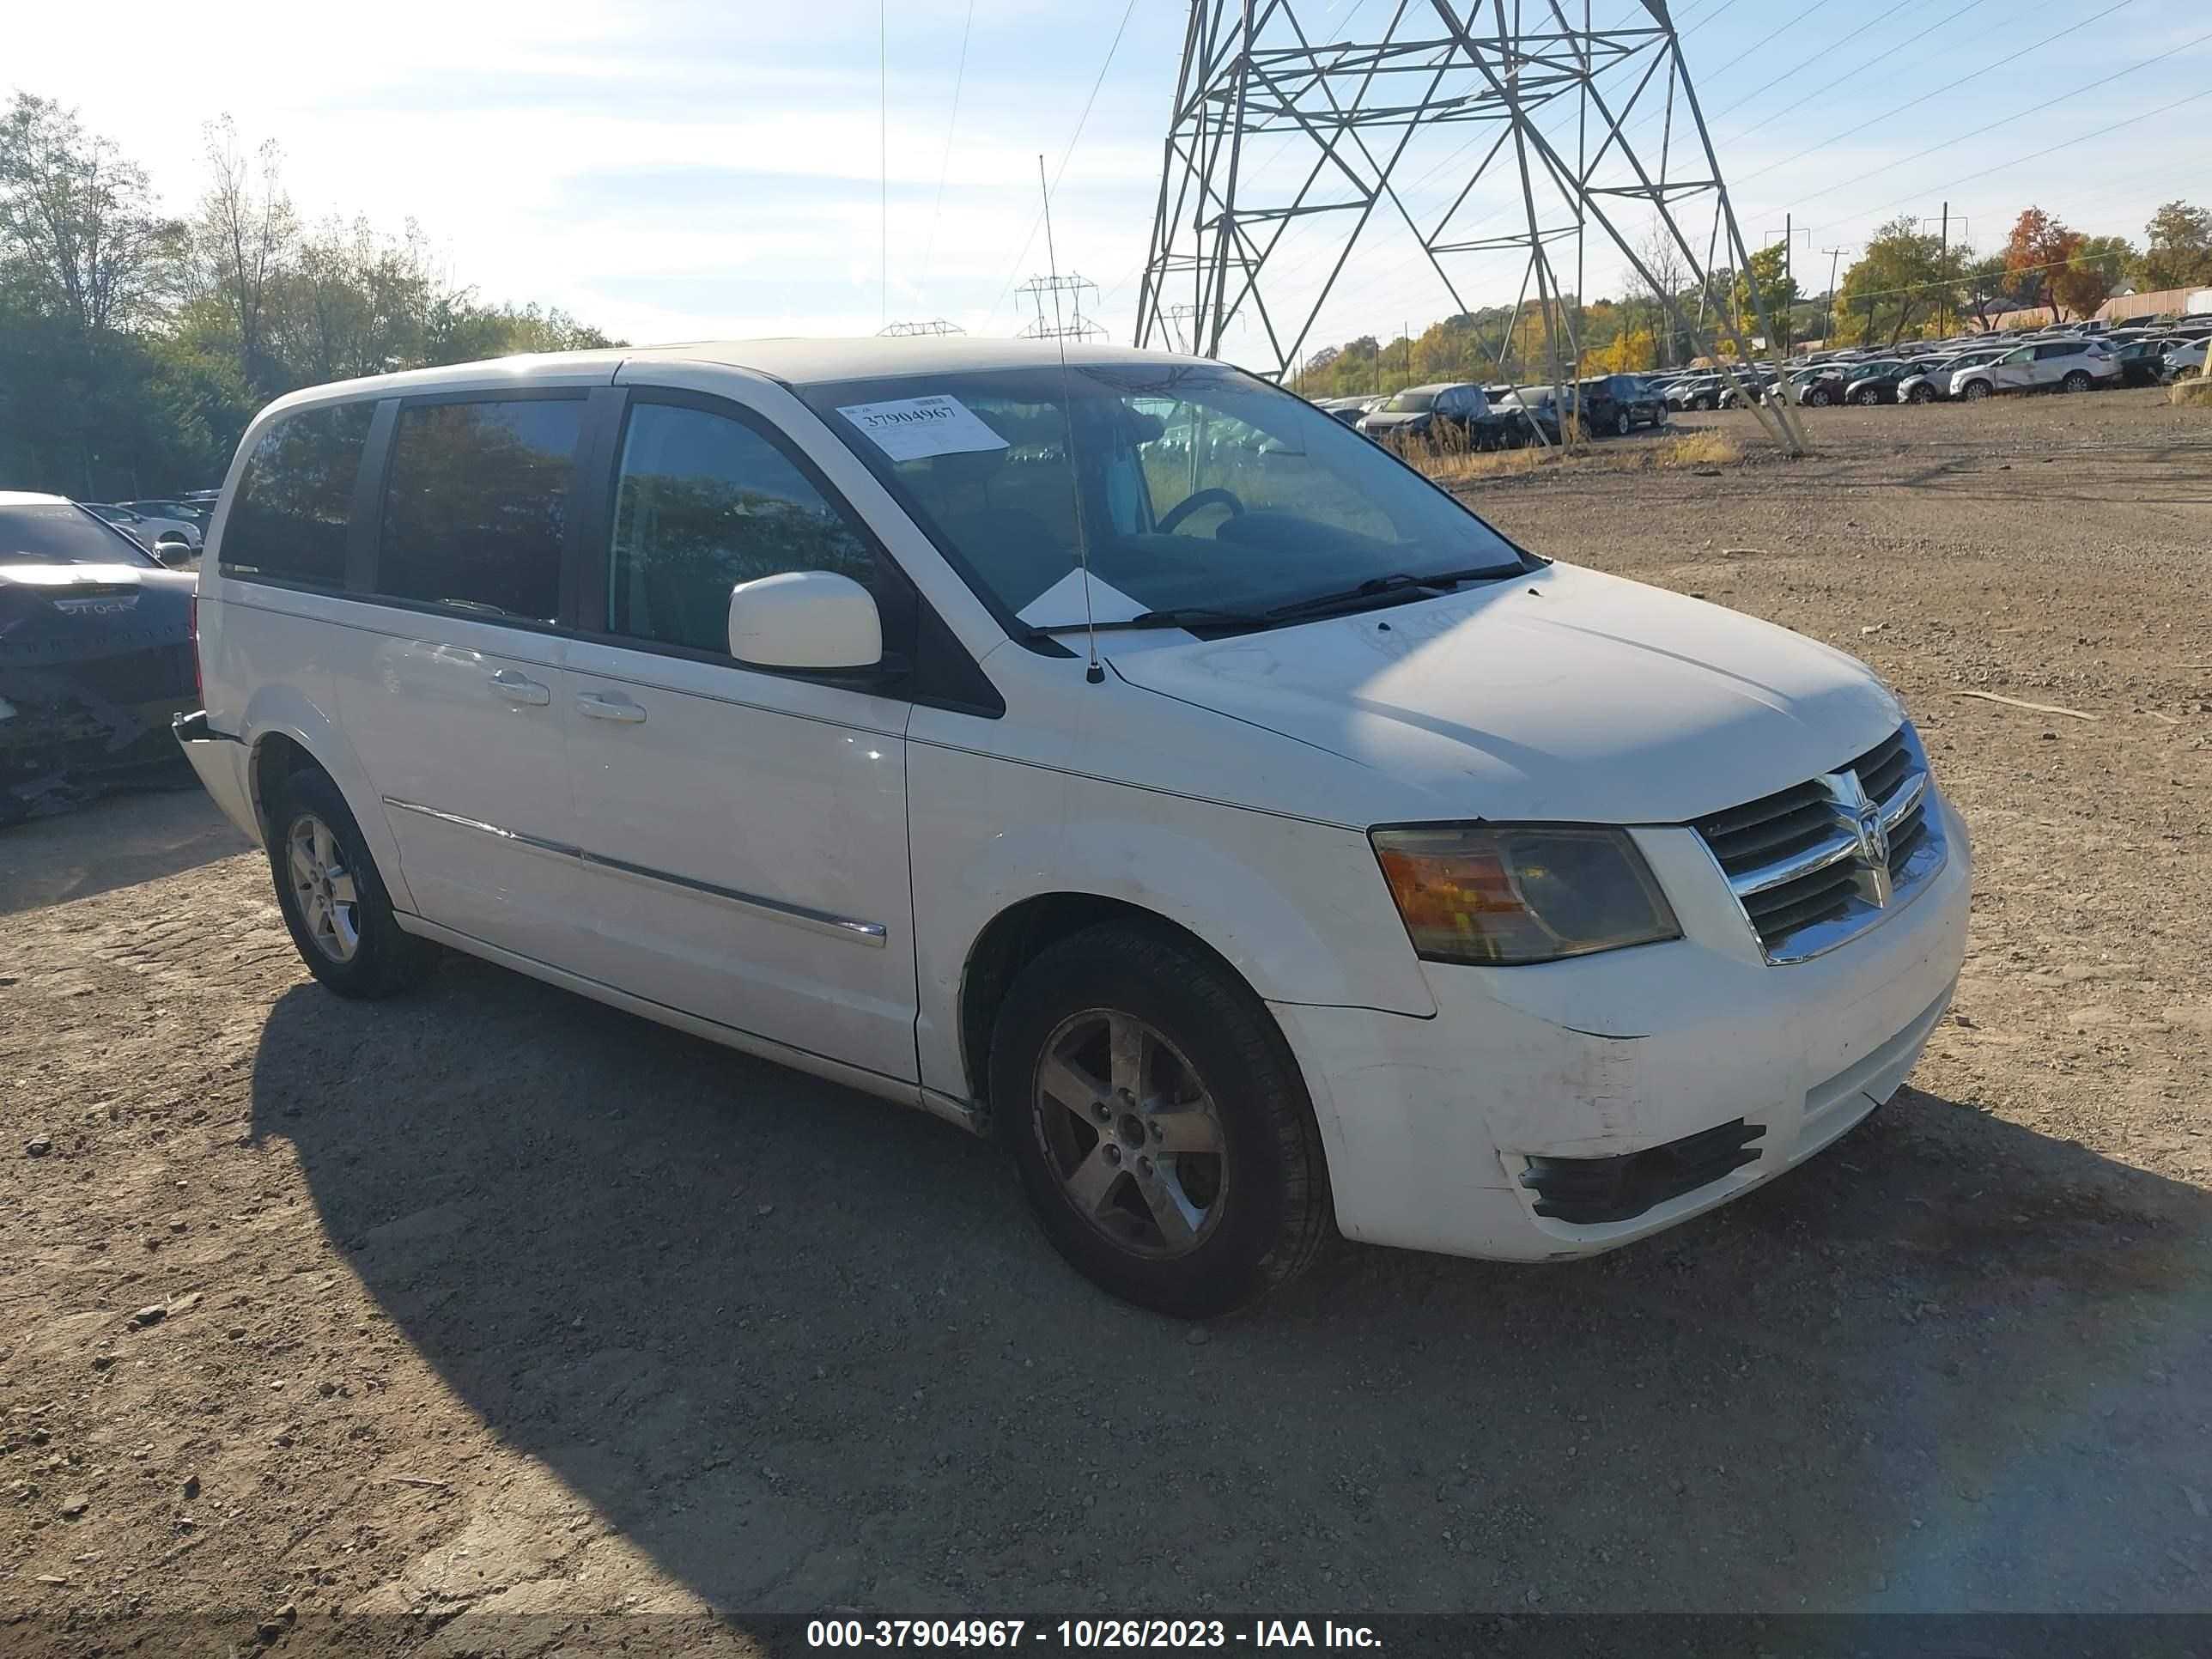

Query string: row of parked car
1315 372 1670 448
1659 316 2210 412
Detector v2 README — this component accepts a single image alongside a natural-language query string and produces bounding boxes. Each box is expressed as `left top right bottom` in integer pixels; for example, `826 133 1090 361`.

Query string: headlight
1370 823 1680 966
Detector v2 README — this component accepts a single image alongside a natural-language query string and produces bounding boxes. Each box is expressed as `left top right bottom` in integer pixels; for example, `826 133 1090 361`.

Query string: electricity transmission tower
1018 273 1108 342
878 319 969 337
1133 0 1805 452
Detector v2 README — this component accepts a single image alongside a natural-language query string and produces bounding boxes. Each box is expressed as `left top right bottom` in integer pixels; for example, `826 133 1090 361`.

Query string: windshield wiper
1265 564 1517 621
1033 606 1270 635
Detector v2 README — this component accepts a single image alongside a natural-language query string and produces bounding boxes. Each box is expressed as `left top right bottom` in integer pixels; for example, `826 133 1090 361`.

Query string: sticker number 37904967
835 395 1011 463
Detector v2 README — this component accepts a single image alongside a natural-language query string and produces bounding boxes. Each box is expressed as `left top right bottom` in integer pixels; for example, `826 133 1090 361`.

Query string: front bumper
1272 792 1972 1261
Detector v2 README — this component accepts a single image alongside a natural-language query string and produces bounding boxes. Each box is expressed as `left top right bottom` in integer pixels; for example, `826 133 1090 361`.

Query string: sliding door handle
488 669 550 706
577 691 647 724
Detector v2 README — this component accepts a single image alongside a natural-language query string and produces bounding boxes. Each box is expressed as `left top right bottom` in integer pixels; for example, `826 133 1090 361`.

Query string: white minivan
177 339 1970 1315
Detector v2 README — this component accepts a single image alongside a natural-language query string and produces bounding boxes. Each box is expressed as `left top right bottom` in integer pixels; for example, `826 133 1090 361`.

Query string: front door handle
488 669 551 706
577 691 647 724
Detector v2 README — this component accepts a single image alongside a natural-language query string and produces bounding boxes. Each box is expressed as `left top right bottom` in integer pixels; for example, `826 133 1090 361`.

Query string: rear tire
265 766 435 999
2061 370 2092 394
1613 410 1632 437
991 922 1332 1317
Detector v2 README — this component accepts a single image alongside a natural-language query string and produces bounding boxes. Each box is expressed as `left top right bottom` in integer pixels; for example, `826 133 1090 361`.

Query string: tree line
0 92 620 500
1290 200 2212 401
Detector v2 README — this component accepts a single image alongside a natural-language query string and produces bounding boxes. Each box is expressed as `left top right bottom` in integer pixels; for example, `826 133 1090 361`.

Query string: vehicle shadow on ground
251 956 2212 1618
0 787 250 917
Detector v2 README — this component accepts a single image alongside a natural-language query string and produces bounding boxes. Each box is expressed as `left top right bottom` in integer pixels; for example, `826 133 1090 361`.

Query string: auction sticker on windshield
836 395 1011 463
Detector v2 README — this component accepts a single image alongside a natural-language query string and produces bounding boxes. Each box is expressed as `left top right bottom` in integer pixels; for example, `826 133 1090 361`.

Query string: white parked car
1948 337 2119 401
83 501 203 553
2165 338 2208 379
177 339 1971 1315
1893 348 2007 404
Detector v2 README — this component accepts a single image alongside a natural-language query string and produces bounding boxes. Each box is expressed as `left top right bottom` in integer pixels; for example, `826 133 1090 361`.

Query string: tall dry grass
1401 427 1744 486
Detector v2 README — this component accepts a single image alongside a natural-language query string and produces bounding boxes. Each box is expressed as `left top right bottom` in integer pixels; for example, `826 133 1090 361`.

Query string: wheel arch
240 687 417 915
957 893 1261 1117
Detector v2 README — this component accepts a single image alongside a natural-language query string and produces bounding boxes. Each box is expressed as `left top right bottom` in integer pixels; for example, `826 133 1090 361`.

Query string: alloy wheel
287 812 361 963
1033 1009 1227 1259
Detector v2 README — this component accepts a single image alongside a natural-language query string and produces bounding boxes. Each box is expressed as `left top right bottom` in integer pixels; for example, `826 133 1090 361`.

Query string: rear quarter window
220 403 374 586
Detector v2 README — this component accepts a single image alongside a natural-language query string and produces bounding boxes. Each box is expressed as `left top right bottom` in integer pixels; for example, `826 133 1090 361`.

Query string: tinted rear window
0 503 155 568
376 399 582 622
221 403 374 586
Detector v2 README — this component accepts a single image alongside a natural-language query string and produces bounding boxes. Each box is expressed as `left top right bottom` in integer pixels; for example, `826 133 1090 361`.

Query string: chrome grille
1692 723 1948 963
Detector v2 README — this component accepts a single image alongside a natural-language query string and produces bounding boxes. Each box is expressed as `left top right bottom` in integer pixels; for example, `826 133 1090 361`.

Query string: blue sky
15 0 2212 367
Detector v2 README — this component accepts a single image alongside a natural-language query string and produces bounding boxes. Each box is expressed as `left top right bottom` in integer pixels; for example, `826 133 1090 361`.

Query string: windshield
1382 390 1437 412
0 503 156 568
801 362 1526 629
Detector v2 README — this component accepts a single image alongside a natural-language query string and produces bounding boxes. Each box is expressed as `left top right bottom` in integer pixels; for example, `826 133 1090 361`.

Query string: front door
560 391 921 1083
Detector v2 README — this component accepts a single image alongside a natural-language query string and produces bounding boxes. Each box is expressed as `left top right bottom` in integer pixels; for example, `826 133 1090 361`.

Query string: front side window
219 402 374 586
607 402 878 654
376 398 581 621
801 362 1525 628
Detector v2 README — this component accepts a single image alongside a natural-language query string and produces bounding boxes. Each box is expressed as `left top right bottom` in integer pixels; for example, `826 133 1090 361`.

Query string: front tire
1853 386 1882 405
1908 384 1936 404
266 766 435 999
1613 410 1632 437
991 923 1332 1317
1961 380 1991 402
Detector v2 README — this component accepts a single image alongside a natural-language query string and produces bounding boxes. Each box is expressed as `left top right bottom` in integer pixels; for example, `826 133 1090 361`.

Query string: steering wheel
1157 487 1246 536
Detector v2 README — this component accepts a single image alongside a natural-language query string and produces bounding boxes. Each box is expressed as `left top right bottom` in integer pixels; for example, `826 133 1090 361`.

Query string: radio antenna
1038 153 1103 684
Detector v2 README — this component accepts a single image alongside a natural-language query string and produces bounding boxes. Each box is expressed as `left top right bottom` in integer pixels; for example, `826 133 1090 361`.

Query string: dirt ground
2 386 2208 1653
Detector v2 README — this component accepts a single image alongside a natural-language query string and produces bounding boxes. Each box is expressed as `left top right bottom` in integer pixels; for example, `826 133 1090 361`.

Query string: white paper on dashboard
1015 568 1149 629
835 395 1011 463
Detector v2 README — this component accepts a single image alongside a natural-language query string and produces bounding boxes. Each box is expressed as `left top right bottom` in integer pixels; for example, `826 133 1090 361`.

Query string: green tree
191 116 296 396
0 93 182 336
1732 243 1798 351
2134 200 2212 292
1837 217 1956 346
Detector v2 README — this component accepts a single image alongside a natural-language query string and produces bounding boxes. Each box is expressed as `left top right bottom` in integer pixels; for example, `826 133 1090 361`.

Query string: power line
919 0 976 304
1717 0 2000 146
1749 25 2212 222
983 0 1143 328
1805 83 2212 242
1702 0 1917 124
1729 0 2142 192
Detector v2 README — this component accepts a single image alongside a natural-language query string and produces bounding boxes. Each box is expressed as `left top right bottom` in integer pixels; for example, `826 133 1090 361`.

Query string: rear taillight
188 594 202 698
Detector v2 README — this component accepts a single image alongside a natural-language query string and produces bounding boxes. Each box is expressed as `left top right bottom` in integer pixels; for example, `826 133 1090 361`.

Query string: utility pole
1823 246 1847 342
1939 202 1950 338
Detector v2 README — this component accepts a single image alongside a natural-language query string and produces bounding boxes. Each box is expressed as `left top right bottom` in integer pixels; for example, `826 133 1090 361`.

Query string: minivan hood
1106 562 1902 824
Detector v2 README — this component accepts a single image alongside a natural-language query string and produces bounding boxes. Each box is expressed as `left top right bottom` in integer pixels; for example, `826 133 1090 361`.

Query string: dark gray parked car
0 493 198 824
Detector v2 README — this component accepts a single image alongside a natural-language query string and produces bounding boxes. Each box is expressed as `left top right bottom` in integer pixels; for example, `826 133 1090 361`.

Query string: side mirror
727 570 882 672
154 536 194 568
